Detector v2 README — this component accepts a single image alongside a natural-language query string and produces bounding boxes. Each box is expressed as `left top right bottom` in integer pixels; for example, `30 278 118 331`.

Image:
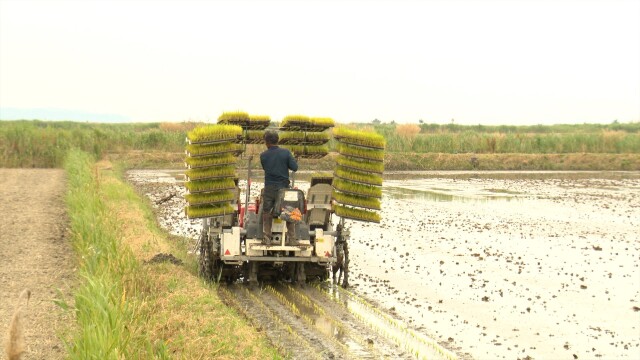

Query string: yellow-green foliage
310 117 335 127
186 124 243 143
217 111 250 124
186 165 236 180
184 190 236 205
245 130 265 140
332 178 382 198
281 115 310 126
333 127 385 148
306 132 330 142
249 115 271 124
185 178 236 193
305 145 329 155
279 132 306 141
334 204 381 223
185 203 236 219
337 143 384 161
186 142 243 156
185 153 237 168
335 166 383 186
336 156 384 173
311 172 333 180
332 191 381 210
280 145 305 155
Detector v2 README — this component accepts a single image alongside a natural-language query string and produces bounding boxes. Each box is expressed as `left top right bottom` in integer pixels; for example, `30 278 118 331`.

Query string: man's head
264 130 279 147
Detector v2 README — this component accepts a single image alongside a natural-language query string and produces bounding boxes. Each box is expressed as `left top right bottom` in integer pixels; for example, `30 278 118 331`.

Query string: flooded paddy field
127 170 640 360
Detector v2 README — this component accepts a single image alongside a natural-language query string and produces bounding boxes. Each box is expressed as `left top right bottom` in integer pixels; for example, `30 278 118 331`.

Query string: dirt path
0 169 74 360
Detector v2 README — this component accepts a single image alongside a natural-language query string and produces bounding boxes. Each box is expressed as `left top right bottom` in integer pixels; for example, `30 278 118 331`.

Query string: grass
281 114 310 126
186 124 243 144
184 178 237 192
185 153 237 168
185 165 237 180
332 178 382 198
96 157 280 358
332 191 381 210
334 204 381 223
61 149 163 358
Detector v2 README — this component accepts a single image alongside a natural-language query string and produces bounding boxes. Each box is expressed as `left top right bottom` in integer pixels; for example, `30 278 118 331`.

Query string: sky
0 0 638 125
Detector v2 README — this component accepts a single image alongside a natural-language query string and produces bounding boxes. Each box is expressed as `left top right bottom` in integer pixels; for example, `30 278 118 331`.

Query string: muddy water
127 170 640 360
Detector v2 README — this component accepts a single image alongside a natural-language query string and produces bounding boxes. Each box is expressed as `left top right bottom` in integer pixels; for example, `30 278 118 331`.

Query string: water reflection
384 185 521 203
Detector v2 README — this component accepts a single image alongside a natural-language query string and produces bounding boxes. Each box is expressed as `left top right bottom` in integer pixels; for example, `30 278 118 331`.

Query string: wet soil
0 169 74 360
127 169 640 360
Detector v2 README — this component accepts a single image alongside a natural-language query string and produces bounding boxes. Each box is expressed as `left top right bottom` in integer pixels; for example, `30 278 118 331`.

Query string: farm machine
184 112 385 287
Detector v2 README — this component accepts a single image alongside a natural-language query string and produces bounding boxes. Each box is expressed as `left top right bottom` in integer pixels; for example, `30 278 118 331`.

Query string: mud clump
145 253 183 266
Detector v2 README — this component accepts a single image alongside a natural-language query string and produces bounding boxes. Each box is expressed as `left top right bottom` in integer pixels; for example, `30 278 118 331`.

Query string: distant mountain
0 107 131 123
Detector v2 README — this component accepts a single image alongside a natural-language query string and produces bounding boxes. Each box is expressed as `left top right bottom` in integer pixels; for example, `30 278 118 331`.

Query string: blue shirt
260 146 298 188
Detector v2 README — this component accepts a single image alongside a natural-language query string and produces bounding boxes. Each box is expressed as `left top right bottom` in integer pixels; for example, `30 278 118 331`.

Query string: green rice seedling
184 178 236 193
186 124 243 143
332 178 382 198
186 142 243 156
185 165 236 180
334 204 381 223
280 145 305 156
337 143 384 162
245 130 265 140
335 166 383 186
305 131 330 143
336 156 384 173
185 203 236 219
310 117 335 127
305 145 329 155
217 111 250 124
279 131 306 142
333 127 385 149
184 190 236 205
332 191 381 210
248 114 271 126
184 153 237 168
281 114 311 127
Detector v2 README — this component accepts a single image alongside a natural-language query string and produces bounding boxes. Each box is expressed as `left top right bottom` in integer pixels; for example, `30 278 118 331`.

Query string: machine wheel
198 230 214 280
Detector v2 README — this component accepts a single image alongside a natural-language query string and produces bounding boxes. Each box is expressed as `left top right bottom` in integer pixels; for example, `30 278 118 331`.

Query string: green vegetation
184 178 236 193
335 166 383 186
332 178 382 198
185 203 236 219
337 143 385 161
332 126 386 148
186 124 243 144
61 149 164 358
336 156 384 173
184 153 237 168
2 119 638 170
310 117 335 127
186 142 243 156
184 190 236 205
334 204 381 223
332 191 381 210
217 111 250 124
281 114 310 126
185 165 236 180
369 122 640 154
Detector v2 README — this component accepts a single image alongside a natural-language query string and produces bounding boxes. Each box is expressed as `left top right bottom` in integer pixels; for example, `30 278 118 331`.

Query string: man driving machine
260 130 298 245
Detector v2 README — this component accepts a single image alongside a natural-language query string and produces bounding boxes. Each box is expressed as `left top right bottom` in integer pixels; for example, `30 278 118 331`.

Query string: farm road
0 169 73 360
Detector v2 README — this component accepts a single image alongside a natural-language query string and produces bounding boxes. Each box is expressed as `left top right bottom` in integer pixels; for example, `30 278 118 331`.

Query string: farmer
260 130 298 245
